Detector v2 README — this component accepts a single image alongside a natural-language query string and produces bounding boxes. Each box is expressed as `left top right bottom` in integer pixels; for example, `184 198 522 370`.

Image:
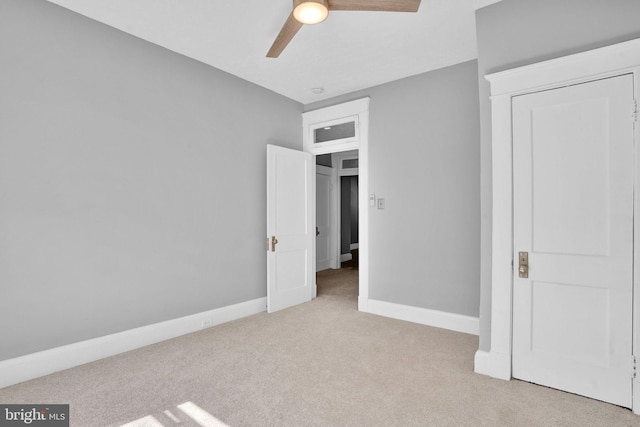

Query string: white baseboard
340 253 352 262
634 378 640 415
358 296 368 312
474 350 492 376
473 349 511 380
367 299 479 336
0 297 267 389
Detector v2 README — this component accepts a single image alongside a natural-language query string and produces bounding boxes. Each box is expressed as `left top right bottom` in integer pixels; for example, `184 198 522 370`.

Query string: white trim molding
474 350 492 376
303 98 370 313
368 299 479 336
480 38 640 414
487 39 640 97
0 297 267 388
474 350 511 380
635 378 640 416
340 253 353 263
302 98 369 155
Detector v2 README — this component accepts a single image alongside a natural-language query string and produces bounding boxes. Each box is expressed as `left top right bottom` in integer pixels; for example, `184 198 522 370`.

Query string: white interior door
266 144 314 313
316 165 333 272
512 74 634 407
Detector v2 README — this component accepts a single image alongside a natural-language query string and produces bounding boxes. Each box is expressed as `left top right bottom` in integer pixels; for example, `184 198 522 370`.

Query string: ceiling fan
267 0 422 58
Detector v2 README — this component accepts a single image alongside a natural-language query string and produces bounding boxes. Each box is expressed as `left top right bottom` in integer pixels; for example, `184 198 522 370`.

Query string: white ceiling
45 0 502 104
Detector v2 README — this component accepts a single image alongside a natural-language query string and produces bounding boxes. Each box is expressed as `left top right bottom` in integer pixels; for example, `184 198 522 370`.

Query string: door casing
303 98 370 312
474 38 640 414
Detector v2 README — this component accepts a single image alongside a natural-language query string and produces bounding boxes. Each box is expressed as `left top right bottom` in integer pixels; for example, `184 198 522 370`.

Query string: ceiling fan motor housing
293 0 330 24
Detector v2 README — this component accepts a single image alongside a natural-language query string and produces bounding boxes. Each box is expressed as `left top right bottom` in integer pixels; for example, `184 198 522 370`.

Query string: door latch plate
518 251 529 278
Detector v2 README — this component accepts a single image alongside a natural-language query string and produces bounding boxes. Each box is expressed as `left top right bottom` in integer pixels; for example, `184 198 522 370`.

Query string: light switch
377 198 385 209
369 194 376 207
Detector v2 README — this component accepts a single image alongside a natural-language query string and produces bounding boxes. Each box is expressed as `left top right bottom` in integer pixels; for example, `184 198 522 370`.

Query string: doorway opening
315 150 359 305
302 97 370 312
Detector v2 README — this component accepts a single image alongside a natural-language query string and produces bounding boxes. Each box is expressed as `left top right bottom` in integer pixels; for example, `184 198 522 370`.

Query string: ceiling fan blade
267 12 304 58
328 0 421 12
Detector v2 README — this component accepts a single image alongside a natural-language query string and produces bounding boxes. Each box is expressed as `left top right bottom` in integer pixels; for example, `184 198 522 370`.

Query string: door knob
271 236 278 252
316 226 320 237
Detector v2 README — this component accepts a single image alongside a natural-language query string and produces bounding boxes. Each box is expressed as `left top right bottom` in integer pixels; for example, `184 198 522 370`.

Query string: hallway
316 249 359 303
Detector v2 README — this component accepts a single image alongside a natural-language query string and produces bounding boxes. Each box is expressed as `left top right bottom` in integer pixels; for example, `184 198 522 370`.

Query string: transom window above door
303 98 369 155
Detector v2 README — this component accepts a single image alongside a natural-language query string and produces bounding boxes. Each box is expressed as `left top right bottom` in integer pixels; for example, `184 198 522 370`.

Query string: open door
316 164 334 272
266 144 315 313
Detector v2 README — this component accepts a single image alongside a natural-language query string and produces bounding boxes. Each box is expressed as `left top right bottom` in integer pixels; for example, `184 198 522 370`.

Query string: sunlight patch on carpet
177 402 229 427
120 415 164 427
120 402 229 427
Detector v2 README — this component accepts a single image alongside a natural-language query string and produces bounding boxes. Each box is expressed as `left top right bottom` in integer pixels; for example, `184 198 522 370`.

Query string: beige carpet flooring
0 267 637 426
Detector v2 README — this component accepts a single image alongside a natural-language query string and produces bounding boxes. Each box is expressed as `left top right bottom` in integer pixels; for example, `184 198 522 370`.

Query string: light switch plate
377 198 385 209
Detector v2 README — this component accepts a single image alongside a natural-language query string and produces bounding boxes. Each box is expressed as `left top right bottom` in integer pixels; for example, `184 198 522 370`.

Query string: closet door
511 74 634 407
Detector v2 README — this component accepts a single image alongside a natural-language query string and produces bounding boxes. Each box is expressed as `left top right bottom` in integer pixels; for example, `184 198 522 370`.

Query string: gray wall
475 0 640 350
307 60 481 317
0 0 302 360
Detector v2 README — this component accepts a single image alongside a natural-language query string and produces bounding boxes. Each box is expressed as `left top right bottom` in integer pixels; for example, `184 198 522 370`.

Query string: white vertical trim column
358 104 370 311
486 93 513 380
633 69 640 416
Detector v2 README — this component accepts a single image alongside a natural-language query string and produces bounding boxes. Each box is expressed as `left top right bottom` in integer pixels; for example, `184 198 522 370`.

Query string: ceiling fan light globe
293 0 329 25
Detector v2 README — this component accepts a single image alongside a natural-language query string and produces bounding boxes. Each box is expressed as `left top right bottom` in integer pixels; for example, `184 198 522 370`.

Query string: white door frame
474 38 640 413
302 98 370 312
334 150 359 263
